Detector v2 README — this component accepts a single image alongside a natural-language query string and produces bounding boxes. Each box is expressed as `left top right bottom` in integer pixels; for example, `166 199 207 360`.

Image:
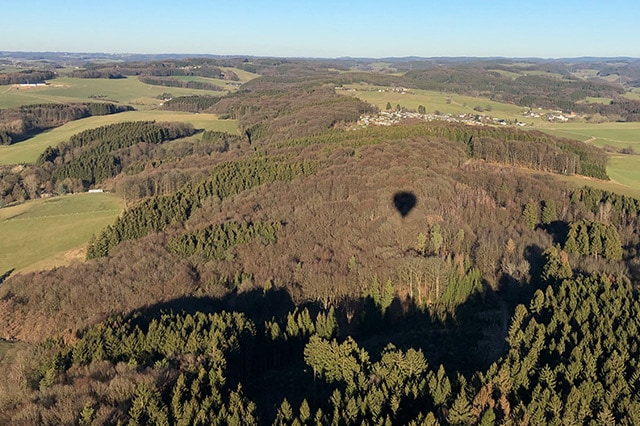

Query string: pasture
0 76 226 110
0 192 123 273
0 111 238 165
538 122 640 195
0 66 258 110
540 122 640 150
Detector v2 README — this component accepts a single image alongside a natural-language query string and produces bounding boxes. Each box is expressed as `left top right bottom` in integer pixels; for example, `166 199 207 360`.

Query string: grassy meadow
0 192 123 273
0 76 226 110
537 122 640 195
540 122 640 149
0 111 237 165
0 66 259 110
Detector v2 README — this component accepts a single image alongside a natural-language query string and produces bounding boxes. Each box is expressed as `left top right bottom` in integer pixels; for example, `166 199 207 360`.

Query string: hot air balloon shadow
393 191 417 218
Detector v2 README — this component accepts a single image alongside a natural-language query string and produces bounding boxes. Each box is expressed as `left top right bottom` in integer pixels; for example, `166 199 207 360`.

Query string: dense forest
3 58 640 424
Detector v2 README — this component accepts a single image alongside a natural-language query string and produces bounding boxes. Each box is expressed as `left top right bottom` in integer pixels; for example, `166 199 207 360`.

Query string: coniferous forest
3 56 640 424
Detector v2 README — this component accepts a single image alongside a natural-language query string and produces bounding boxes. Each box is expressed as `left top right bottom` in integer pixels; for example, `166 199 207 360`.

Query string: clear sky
2 0 639 58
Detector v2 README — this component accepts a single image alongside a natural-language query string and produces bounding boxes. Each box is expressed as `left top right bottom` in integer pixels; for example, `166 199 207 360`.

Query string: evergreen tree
603 224 623 260
577 222 590 256
522 202 539 230
589 222 603 259
564 223 579 254
541 200 557 225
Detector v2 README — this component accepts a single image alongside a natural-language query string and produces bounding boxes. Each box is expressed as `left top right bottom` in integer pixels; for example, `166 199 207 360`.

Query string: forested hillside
0 121 196 205
2 60 640 424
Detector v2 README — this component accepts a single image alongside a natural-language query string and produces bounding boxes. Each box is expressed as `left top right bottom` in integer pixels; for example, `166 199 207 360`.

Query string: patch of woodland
138 76 223 91
207 80 377 139
403 66 625 112
0 102 132 145
2 264 639 424
0 121 197 205
159 95 222 112
0 69 57 85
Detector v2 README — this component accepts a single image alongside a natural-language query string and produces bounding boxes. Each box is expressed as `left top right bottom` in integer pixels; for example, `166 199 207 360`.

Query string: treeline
71 59 239 81
160 95 222 112
168 221 281 260
138 76 223 91
0 102 133 145
470 135 608 178
572 185 640 223
582 99 640 122
0 69 56 85
402 66 625 112
42 121 196 186
86 157 318 258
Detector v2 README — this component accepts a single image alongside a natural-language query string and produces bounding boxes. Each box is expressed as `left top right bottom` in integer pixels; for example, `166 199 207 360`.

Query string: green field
626 89 640 100
0 67 259 110
0 76 226 109
222 67 260 83
171 69 258 91
0 192 123 273
540 122 640 149
536 122 640 196
0 111 237 165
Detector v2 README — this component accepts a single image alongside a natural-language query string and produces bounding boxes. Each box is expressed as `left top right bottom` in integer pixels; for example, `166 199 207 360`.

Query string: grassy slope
0 111 238 165
0 67 259 110
540 122 640 149
0 76 225 109
537 122 640 196
0 193 123 273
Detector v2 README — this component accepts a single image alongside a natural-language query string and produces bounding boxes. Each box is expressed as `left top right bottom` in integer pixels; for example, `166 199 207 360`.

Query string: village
355 109 531 128
342 85 577 129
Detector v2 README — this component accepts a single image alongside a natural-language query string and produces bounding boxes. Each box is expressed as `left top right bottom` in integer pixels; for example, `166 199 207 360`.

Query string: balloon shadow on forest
393 191 417 218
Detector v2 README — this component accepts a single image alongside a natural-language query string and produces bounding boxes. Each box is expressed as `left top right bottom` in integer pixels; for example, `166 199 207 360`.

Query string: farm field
0 66 259 110
0 192 123 273
172 66 259 88
539 122 640 149
537 122 640 193
0 111 238 165
0 76 225 109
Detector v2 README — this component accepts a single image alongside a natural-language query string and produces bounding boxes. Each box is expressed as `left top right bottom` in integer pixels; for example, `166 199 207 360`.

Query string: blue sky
2 0 639 58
